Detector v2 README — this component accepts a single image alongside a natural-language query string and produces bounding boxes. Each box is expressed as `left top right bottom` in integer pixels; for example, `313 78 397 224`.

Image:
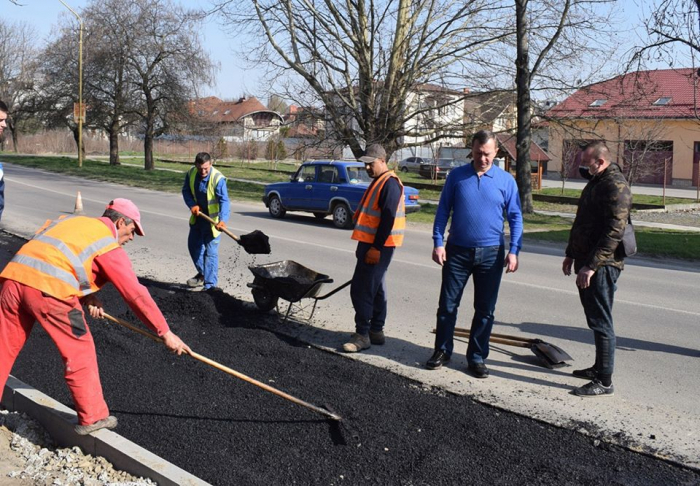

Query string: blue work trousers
188 220 221 290
578 265 620 377
350 242 395 336
434 243 505 364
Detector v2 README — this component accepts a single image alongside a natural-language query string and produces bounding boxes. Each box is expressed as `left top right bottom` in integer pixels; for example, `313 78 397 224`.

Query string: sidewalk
536 209 700 232
542 176 700 200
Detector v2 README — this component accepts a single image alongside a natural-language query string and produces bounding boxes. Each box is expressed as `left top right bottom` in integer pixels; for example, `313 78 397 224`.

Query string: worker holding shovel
0 198 191 435
182 152 230 292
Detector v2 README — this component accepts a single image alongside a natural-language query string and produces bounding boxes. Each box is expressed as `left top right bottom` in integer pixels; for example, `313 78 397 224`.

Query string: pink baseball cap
106 198 145 236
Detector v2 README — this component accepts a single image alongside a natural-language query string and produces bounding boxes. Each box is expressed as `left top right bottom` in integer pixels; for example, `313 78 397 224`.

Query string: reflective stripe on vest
188 166 225 237
0 216 120 300
351 171 405 247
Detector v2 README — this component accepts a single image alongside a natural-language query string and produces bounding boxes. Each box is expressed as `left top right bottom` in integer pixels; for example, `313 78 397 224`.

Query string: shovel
102 312 341 422
197 212 271 255
433 327 573 369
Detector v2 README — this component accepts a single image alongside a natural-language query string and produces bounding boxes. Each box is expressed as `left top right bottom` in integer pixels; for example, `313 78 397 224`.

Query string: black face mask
578 166 593 180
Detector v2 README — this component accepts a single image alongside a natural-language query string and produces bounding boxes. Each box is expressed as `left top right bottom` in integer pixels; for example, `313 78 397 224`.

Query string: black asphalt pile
5 260 698 484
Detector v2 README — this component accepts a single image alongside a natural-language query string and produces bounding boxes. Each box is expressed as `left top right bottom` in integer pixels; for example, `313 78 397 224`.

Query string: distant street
2 162 699 468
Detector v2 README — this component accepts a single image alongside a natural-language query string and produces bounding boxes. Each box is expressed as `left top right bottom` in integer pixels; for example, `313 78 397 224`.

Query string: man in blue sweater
426 130 523 378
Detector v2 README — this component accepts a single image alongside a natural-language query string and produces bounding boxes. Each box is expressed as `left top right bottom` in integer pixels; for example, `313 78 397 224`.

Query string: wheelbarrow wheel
252 287 278 312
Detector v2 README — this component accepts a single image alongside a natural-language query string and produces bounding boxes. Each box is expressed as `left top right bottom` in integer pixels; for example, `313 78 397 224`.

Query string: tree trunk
10 125 19 154
108 125 120 166
515 0 534 214
144 123 154 171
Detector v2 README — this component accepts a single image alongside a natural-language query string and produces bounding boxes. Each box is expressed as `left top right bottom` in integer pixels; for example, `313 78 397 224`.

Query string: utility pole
59 0 84 168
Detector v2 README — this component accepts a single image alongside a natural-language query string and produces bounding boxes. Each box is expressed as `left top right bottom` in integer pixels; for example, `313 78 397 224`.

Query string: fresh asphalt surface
4 263 699 485
1 162 699 483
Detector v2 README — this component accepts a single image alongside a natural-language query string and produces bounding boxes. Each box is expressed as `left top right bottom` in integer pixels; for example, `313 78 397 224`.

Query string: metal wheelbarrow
247 260 351 322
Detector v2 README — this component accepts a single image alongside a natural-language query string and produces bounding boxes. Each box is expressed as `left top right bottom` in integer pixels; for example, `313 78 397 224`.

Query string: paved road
2 162 699 468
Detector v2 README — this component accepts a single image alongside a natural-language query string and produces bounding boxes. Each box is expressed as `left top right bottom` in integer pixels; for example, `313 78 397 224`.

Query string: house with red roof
187 96 284 142
547 68 700 186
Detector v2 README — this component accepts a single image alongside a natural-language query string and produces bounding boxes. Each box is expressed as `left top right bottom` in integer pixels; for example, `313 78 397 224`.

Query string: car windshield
346 166 371 183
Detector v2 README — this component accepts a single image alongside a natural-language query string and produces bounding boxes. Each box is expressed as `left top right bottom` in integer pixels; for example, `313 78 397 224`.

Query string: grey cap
359 144 386 163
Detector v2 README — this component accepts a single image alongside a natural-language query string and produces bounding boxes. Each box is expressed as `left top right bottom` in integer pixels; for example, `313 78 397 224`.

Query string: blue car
263 160 421 229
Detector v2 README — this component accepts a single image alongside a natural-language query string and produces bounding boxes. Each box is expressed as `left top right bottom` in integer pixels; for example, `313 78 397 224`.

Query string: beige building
547 68 700 186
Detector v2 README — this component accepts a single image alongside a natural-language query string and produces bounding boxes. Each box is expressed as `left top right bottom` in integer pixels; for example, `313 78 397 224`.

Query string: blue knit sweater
432 163 523 255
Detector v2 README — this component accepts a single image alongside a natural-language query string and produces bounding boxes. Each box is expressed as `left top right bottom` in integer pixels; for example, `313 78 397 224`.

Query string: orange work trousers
0 279 109 425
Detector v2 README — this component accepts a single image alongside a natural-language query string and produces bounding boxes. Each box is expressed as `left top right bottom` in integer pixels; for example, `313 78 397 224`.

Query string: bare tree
0 19 40 152
79 1 144 166
213 0 513 159
631 0 700 68
513 0 618 213
620 120 671 187
126 0 216 170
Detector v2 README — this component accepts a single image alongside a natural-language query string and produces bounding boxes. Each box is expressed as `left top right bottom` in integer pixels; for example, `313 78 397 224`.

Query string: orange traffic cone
74 191 84 214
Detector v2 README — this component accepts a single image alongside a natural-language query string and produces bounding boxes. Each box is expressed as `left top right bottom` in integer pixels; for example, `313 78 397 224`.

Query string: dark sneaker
369 330 385 345
187 274 204 288
426 350 451 370
203 286 223 294
467 362 489 379
342 333 371 353
573 379 614 398
572 366 597 380
75 416 118 435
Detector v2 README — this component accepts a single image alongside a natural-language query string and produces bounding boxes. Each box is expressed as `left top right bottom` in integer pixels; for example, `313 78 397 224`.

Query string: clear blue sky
3 0 264 101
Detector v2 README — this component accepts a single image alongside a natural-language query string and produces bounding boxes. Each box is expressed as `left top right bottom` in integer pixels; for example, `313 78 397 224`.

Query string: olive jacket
566 163 632 272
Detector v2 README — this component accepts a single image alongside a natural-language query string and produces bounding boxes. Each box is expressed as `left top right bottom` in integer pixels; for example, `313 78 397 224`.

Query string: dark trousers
434 244 505 364
350 242 395 335
578 265 620 377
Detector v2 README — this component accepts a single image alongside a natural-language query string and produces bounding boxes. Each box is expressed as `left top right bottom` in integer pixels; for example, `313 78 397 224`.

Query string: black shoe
369 330 385 345
467 362 489 379
426 350 451 370
204 286 223 294
572 379 614 398
572 366 597 380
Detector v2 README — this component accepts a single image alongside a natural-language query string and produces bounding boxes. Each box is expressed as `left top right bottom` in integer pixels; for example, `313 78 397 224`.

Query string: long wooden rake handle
102 312 342 422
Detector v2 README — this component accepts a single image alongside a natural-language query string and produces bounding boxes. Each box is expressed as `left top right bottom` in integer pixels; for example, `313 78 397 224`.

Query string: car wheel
252 285 278 312
400 166 409 173
313 212 327 220
268 195 286 218
332 203 353 229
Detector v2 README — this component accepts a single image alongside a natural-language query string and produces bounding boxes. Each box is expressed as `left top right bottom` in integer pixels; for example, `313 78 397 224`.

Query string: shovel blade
531 341 574 369
238 230 271 255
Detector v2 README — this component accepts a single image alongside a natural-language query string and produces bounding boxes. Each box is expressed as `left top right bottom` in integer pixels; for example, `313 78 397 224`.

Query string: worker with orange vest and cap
343 144 406 353
0 198 191 435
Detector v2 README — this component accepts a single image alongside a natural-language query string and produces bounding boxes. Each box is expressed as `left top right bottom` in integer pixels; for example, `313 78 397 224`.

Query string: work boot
187 274 204 288
75 416 118 436
342 333 370 353
369 330 385 345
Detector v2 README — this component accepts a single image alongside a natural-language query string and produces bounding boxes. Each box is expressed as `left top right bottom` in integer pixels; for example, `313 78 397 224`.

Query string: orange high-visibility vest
0 216 120 300
351 171 405 247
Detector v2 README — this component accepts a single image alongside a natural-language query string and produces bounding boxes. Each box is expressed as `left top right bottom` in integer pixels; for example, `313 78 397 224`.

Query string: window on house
589 99 607 107
224 110 231 115
652 97 672 106
212 110 219 115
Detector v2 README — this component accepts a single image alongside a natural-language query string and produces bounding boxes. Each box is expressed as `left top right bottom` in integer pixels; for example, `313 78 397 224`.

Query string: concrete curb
1 375 211 486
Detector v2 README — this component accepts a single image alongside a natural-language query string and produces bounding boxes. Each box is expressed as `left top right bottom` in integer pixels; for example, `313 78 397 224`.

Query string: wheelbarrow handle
314 280 352 300
197 212 241 242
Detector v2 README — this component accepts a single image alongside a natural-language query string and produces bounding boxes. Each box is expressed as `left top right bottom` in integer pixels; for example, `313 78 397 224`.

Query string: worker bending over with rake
0 198 190 435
